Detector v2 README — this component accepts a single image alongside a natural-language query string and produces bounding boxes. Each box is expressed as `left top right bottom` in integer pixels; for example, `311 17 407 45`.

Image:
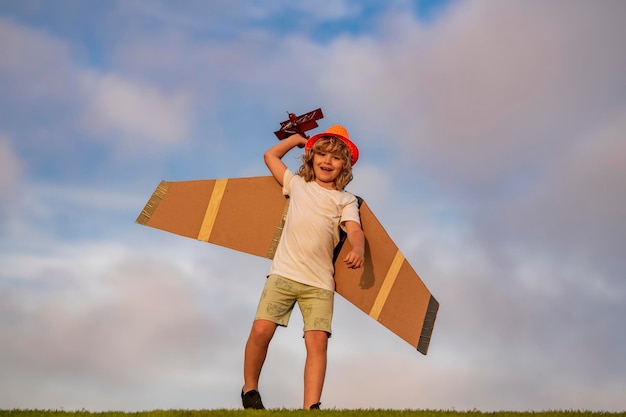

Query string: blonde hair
297 136 354 190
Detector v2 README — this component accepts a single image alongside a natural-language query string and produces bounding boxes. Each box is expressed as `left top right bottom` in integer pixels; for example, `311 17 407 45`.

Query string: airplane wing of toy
136 176 439 354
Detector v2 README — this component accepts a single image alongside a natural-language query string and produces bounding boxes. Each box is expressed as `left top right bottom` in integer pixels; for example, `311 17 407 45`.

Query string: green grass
1 410 624 417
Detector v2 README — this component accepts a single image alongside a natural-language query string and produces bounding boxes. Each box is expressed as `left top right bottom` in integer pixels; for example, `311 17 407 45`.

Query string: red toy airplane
274 108 324 139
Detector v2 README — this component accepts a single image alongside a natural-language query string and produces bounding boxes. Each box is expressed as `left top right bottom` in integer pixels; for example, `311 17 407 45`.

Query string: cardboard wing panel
334 202 438 354
136 177 438 354
137 177 288 258
209 177 287 257
136 180 214 239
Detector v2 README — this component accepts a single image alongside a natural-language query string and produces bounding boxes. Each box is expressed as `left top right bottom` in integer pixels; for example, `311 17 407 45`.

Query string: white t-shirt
268 169 361 291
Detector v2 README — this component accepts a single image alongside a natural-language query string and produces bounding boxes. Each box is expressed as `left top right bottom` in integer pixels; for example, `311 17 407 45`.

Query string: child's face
312 150 344 189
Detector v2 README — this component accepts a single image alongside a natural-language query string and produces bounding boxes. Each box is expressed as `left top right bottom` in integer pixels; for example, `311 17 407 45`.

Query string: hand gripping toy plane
136 109 439 354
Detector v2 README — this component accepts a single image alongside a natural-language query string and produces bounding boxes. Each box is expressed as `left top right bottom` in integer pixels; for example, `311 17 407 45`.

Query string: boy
242 125 365 410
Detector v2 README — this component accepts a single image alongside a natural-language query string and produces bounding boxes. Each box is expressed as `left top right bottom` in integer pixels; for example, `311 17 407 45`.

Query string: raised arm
264 134 307 186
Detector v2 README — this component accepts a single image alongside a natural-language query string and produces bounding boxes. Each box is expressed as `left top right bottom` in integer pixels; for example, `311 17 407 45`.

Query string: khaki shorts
255 274 334 335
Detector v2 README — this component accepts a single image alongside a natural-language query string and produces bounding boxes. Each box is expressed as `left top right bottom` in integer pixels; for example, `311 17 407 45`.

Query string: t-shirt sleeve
340 195 361 226
281 169 294 196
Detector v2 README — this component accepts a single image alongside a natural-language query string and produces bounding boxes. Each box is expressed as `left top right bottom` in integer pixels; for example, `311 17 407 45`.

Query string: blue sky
1 0 626 412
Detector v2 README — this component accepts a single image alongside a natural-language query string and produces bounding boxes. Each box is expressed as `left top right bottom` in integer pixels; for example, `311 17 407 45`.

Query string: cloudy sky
1 0 625 412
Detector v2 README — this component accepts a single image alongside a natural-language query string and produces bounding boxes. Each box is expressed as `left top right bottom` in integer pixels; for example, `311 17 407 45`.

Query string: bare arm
343 220 365 269
264 134 308 186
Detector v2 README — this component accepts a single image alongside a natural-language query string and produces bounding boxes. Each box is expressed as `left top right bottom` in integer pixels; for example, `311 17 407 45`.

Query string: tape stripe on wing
198 178 228 241
369 250 405 320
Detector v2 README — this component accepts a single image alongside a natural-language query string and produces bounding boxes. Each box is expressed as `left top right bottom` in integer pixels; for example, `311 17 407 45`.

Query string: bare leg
243 319 278 392
303 330 328 409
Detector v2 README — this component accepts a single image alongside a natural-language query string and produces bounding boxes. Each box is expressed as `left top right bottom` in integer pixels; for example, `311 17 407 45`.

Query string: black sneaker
309 402 321 410
241 388 265 409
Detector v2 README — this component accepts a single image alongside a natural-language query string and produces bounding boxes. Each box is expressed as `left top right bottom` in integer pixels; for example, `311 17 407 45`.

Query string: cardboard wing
136 176 438 354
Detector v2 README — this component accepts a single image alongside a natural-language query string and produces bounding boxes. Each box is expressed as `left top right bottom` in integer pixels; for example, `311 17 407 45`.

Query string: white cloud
0 235 264 410
492 107 626 287
527 109 626 239
0 17 74 102
0 17 194 150
78 72 193 146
